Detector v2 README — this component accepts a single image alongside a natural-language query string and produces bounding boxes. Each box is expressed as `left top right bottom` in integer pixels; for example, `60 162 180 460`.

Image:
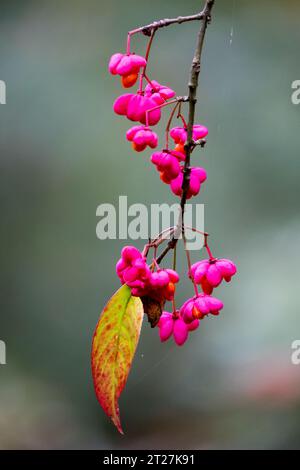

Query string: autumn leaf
91 285 144 434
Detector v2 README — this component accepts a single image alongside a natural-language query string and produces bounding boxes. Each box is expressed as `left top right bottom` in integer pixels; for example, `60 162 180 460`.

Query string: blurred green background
1 0 300 449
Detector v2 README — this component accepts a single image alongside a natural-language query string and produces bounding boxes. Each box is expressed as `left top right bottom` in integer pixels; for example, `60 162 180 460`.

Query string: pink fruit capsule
173 318 189 346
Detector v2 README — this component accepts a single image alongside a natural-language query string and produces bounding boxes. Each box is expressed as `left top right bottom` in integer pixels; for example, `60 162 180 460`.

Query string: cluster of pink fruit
116 246 237 346
116 246 179 302
109 52 208 199
110 47 237 346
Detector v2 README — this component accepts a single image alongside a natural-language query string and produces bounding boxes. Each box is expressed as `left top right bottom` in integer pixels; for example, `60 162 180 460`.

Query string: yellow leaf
91 285 143 434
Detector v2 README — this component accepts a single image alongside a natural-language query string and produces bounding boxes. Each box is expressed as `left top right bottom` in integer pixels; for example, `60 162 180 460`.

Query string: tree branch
156 0 215 264
128 12 207 38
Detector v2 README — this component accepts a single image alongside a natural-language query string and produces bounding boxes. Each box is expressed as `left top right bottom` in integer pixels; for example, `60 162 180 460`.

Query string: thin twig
156 0 215 264
139 30 157 93
183 233 199 296
204 232 215 260
145 97 187 128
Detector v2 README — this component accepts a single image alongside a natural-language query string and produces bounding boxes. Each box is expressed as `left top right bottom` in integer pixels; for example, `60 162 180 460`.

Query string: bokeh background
1 0 300 449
